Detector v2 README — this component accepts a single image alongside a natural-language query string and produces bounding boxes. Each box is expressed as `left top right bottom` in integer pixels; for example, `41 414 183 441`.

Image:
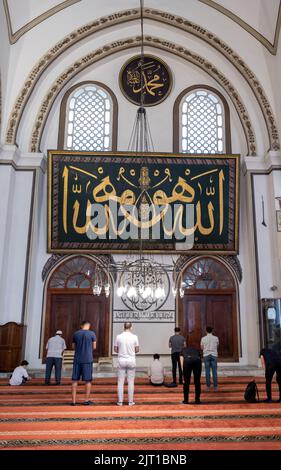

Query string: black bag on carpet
244 380 259 403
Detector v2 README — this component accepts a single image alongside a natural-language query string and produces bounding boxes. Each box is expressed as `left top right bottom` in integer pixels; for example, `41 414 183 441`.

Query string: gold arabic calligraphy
62 165 225 238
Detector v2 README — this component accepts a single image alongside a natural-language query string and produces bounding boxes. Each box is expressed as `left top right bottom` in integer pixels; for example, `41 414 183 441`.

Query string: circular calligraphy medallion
119 55 172 106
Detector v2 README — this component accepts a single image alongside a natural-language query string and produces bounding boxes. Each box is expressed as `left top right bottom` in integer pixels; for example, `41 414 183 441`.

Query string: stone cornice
0 145 46 171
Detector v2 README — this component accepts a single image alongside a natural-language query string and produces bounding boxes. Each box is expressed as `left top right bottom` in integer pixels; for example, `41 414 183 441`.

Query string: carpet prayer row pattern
0 377 281 450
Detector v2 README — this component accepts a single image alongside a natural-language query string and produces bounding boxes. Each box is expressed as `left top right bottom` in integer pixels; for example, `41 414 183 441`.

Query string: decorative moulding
4 8 279 154
29 36 257 156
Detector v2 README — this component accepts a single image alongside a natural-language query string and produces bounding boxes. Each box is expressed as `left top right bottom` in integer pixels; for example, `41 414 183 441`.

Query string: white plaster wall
237 171 260 365
253 172 281 299
0 165 34 324
214 0 280 44
0 165 13 273
39 48 249 156
16 20 268 154
1 0 280 147
0 1 12 144
24 169 49 367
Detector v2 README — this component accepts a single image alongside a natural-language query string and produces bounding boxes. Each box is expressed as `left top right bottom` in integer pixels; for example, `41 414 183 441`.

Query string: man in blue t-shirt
71 320 97 406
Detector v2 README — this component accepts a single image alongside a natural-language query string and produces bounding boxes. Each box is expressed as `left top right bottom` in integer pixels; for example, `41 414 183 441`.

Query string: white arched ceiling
199 0 281 54
3 0 82 43
1 1 280 114
25 36 256 155
3 1 281 52
4 8 279 155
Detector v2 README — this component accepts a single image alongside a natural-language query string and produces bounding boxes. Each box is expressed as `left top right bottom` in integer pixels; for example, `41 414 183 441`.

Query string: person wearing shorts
71 320 97 405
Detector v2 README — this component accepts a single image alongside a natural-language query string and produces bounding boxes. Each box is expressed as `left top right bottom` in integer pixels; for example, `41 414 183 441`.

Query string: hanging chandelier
91 0 185 303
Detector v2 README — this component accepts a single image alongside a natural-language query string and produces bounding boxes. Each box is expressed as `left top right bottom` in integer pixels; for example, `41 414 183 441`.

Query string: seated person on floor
148 354 165 386
9 360 31 386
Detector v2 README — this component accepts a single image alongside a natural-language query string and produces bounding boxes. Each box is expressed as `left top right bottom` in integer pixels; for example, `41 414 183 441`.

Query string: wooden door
0 323 26 372
80 295 109 358
44 292 109 360
206 295 234 358
182 295 206 348
50 294 80 350
179 292 238 361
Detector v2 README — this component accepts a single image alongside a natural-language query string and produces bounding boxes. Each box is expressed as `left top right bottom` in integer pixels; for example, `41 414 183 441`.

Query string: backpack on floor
244 380 259 403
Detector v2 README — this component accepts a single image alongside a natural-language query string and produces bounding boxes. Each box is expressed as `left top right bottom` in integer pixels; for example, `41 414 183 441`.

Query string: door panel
180 293 237 361
45 293 109 360
50 294 79 351
80 295 109 358
182 295 206 348
206 295 233 358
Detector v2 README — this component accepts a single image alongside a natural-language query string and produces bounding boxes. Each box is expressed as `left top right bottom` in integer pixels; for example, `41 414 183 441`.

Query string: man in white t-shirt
148 354 164 386
9 360 30 386
114 322 139 406
45 330 66 385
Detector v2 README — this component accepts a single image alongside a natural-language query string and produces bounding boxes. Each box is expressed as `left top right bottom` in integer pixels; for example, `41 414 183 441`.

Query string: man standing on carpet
114 322 139 406
180 343 202 404
260 344 281 403
71 320 96 406
168 327 186 386
200 326 219 391
45 330 66 385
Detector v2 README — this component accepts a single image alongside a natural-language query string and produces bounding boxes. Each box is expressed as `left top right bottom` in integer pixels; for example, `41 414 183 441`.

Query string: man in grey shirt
168 327 186 386
45 330 66 385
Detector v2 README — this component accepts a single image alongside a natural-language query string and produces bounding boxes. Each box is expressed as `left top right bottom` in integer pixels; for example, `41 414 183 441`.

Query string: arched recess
173 85 232 154
5 8 279 151
58 81 118 151
41 255 113 361
177 256 240 362
29 36 256 155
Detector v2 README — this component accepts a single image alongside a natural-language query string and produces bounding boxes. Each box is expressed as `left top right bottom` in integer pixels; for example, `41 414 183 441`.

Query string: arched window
58 81 117 151
174 86 231 154
49 256 109 290
181 257 235 290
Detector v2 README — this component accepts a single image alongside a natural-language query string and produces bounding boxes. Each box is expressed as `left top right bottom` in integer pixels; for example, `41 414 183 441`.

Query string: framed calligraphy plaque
119 55 172 106
48 151 239 254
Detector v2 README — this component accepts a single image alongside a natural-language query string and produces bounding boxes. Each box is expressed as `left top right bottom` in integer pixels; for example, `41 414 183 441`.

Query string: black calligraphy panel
48 151 239 254
119 55 172 106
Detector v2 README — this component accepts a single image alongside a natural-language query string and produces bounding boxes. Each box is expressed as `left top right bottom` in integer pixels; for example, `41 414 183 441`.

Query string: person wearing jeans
168 327 186 386
204 354 218 389
114 322 139 406
45 330 66 385
200 326 219 390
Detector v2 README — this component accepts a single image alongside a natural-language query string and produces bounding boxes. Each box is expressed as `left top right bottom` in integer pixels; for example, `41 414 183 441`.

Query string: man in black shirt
260 346 281 403
168 327 186 386
180 345 202 404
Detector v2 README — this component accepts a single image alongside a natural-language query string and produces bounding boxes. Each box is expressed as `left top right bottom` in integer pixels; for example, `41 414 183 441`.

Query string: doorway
178 257 239 361
43 256 111 360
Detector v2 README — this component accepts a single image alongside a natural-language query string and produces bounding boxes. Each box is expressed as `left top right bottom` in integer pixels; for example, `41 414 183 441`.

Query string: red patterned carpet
0 376 281 450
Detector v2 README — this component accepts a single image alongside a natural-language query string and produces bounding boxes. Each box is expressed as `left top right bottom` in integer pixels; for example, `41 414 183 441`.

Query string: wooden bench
97 356 114 371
